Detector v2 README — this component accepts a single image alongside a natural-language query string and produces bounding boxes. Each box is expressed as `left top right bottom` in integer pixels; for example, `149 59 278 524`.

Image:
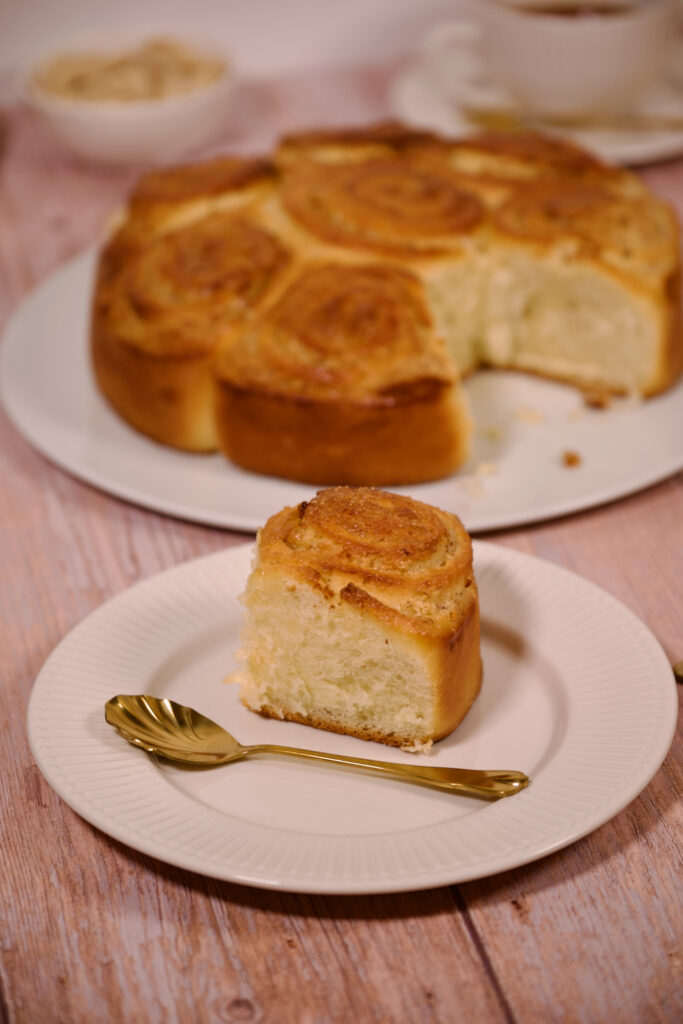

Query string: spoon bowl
106 693 247 765
105 694 530 800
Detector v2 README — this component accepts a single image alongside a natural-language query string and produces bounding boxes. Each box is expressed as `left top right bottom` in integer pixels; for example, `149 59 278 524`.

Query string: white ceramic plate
2 249 683 534
27 541 677 894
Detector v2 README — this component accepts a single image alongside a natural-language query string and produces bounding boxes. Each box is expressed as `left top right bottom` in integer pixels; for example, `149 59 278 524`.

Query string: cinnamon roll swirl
96 156 277 304
280 156 485 257
92 211 290 450
494 182 678 285
213 263 471 484
126 155 276 233
444 131 644 196
231 487 482 750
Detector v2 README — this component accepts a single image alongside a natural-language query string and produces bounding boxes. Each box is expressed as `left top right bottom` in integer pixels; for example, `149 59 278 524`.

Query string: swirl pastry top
258 487 475 628
99 211 290 357
98 157 277 285
126 156 275 228
281 157 485 256
218 263 452 399
237 486 482 750
276 121 442 167
494 182 679 285
131 156 274 208
445 131 642 194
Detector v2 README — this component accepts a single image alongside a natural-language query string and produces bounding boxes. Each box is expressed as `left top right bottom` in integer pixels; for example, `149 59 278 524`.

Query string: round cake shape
89 125 683 486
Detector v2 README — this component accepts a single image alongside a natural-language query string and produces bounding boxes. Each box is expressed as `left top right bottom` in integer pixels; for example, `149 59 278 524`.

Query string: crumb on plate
515 405 545 424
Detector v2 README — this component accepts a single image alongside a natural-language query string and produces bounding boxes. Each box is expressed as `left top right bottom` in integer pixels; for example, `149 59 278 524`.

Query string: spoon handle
245 743 528 799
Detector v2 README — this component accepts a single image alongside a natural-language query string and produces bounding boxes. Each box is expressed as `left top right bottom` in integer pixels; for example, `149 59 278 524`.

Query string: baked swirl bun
96 156 276 294
91 124 682 484
124 155 276 235
214 263 471 484
231 487 482 751
486 182 682 394
92 211 290 450
280 156 485 256
443 130 645 196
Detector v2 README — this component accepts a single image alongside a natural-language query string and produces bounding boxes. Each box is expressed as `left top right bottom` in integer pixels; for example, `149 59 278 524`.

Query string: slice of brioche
230 487 483 752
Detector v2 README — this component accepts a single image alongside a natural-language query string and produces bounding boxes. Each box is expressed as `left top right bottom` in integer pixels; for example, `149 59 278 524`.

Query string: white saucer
389 55 683 167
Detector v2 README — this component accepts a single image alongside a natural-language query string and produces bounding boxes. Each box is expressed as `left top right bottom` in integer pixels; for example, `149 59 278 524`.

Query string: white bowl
21 36 237 165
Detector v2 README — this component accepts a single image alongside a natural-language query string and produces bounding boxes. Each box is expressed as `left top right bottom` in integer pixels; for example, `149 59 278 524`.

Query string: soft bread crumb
562 449 582 467
612 391 644 412
478 425 504 442
583 389 612 409
230 487 483 751
463 477 486 499
474 460 498 478
401 738 434 754
515 405 545 424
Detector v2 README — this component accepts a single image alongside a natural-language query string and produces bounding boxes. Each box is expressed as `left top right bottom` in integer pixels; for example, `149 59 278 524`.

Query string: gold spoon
105 694 529 800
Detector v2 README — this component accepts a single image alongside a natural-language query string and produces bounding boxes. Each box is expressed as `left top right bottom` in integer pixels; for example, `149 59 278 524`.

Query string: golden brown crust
103 156 279 270
275 120 445 166
91 124 683 478
91 330 219 450
493 181 679 288
444 130 644 194
130 155 275 208
241 487 483 746
655 267 683 397
217 262 449 396
279 120 440 151
213 381 468 485
92 211 290 450
258 487 475 628
126 156 276 234
213 263 470 484
280 157 485 257
276 125 644 205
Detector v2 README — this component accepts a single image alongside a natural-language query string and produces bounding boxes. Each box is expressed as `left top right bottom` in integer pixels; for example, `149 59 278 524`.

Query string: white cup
420 0 681 117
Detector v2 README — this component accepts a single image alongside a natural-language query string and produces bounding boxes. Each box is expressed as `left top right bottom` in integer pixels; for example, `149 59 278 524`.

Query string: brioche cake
91 125 682 485
229 487 482 751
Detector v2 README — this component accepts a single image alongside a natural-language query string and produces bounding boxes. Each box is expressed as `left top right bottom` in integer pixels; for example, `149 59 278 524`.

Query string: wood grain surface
1 65 681 1024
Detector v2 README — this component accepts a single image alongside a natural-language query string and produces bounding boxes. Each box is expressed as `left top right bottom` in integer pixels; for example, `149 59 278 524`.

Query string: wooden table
1 65 681 1024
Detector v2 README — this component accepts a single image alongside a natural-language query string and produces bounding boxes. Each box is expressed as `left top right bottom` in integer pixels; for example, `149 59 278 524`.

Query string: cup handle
418 19 511 110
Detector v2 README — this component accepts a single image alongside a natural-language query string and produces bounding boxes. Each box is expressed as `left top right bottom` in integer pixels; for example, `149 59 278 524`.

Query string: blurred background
0 0 461 84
